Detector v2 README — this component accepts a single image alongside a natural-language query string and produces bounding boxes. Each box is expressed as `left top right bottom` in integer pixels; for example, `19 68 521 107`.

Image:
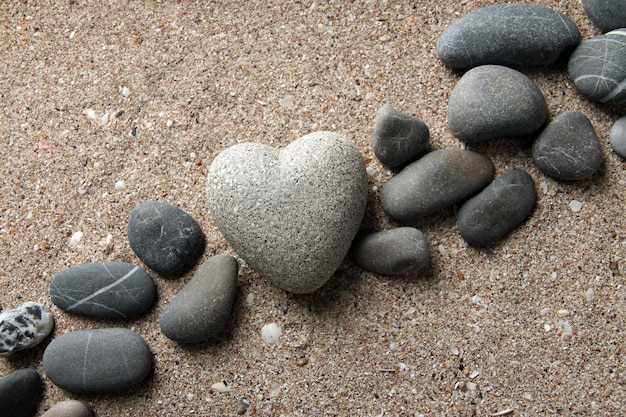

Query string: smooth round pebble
568 29 626 105
0 302 54 357
50 262 156 319
206 131 368 294
532 111 603 180
350 227 429 275
160 254 238 343
610 116 626 158
0 369 42 417
457 170 537 246
371 105 429 168
448 65 547 143
437 4 580 69
381 149 495 221
43 328 151 393
42 400 93 417
582 0 626 32
128 201 203 274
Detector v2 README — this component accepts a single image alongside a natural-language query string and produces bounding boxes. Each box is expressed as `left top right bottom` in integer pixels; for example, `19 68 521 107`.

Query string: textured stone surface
160 254 238 343
128 201 203 274
371 105 429 168
0 302 54 357
0 369 42 417
568 29 626 105
610 116 626 158
582 0 626 32
43 328 151 393
437 4 581 69
532 111 603 180
206 131 368 294
350 228 429 276
381 149 495 221
448 65 547 143
457 170 537 246
41 400 93 417
50 262 156 319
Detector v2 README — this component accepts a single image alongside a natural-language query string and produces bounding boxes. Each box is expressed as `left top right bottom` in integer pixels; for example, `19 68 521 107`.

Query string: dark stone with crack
372 105 429 168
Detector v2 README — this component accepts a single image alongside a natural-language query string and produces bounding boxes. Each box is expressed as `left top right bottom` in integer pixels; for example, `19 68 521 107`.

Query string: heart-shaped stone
206 131 368 294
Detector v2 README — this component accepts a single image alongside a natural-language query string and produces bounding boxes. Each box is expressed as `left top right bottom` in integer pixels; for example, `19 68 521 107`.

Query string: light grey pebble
610 116 626 158
43 328 151 394
372 105 429 168
437 4 580 69
381 149 495 221
160 254 238 343
50 262 156 319
582 0 626 32
128 201 203 274
206 131 368 294
568 29 626 105
457 170 537 246
350 228 429 276
0 368 42 417
532 111 603 180
41 400 93 417
0 302 54 357
448 65 547 143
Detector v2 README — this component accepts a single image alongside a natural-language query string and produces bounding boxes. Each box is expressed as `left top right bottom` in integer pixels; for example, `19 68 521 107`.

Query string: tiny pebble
569 200 583 213
114 180 126 191
69 231 83 247
389 342 398 351
585 288 595 302
261 323 282 344
556 321 573 336
120 86 130 97
41 400 93 417
211 382 231 393
450 345 459 356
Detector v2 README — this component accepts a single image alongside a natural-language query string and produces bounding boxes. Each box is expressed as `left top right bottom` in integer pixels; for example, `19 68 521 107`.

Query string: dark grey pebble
437 4 580 69
568 29 626 105
0 302 54 357
43 328 151 394
350 228 429 276
457 170 537 246
381 149 495 221
159 254 238 343
372 105 429 168
0 368 42 417
532 111 603 180
41 400 93 417
448 65 547 143
582 0 626 32
610 116 626 158
128 201 203 274
50 262 156 319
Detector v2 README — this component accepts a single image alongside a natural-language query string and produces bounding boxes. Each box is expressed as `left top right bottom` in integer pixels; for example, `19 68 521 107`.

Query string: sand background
1 1 625 416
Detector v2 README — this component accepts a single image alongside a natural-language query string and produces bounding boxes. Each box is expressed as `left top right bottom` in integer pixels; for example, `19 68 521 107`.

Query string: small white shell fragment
120 86 130 97
84 108 98 122
557 309 569 317
556 321 573 336
523 392 534 400
569 200 583 213
261 323 282 344
211 382 231 393
544 324 552 332
114 180 126 191
269 383 282 397
365 165 376 176
246 293 254 306
585 288 595 302
470 370 480 379
398 362 409 372
489 409 514 416
69 231 83 247
467 382 477 391
389 342 398 351
450 345 459 356
278 95 295 109
0 302 55 357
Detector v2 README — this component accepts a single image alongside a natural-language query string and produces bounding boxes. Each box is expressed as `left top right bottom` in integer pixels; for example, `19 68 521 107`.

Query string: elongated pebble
610 116 626 158
42 400 93 417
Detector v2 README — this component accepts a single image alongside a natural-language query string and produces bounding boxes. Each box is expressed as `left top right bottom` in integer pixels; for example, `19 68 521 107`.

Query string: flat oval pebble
371 105 429 168
437 4 581 69
42 328 151 394
128 201 203 274
42 400 93 417
0 302 54 357
568 29 626 105
582 0 626 32
448 65 547 143
532 111 603 180
381 149 495 221
50 262 156 319
160 254 238 343
350 228 429 276
0 368 42 417
206 131 368 294
610 116 626 158
457 170 537 246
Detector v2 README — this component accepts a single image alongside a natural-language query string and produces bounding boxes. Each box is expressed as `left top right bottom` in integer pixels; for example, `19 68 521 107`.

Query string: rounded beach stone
0 302 54 357
582 0 626 32
50 262 156 319
380 149 495 221
457 170 537 246
447 65 547 143
160 254 238 343
128 201 203 274
350 228 429 276
371 105 429 168
437 4 581 69
42 328 151 394
610 116 626 158
568 29 626 105
206 131 368 294
0 368 42 417
532 111 603 180
42 400 93 417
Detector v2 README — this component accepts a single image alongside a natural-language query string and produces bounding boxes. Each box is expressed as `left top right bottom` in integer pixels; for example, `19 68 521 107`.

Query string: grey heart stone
206 131 368 294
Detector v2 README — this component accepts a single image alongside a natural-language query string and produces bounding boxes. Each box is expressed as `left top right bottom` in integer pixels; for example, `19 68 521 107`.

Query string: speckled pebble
610 116 626 158
371 105 429 168
582 0 626 32
532 111 603 180
350 228 430 275
0 302 54 357
41 400 93 417
0 368 42 417
206 131 368 294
